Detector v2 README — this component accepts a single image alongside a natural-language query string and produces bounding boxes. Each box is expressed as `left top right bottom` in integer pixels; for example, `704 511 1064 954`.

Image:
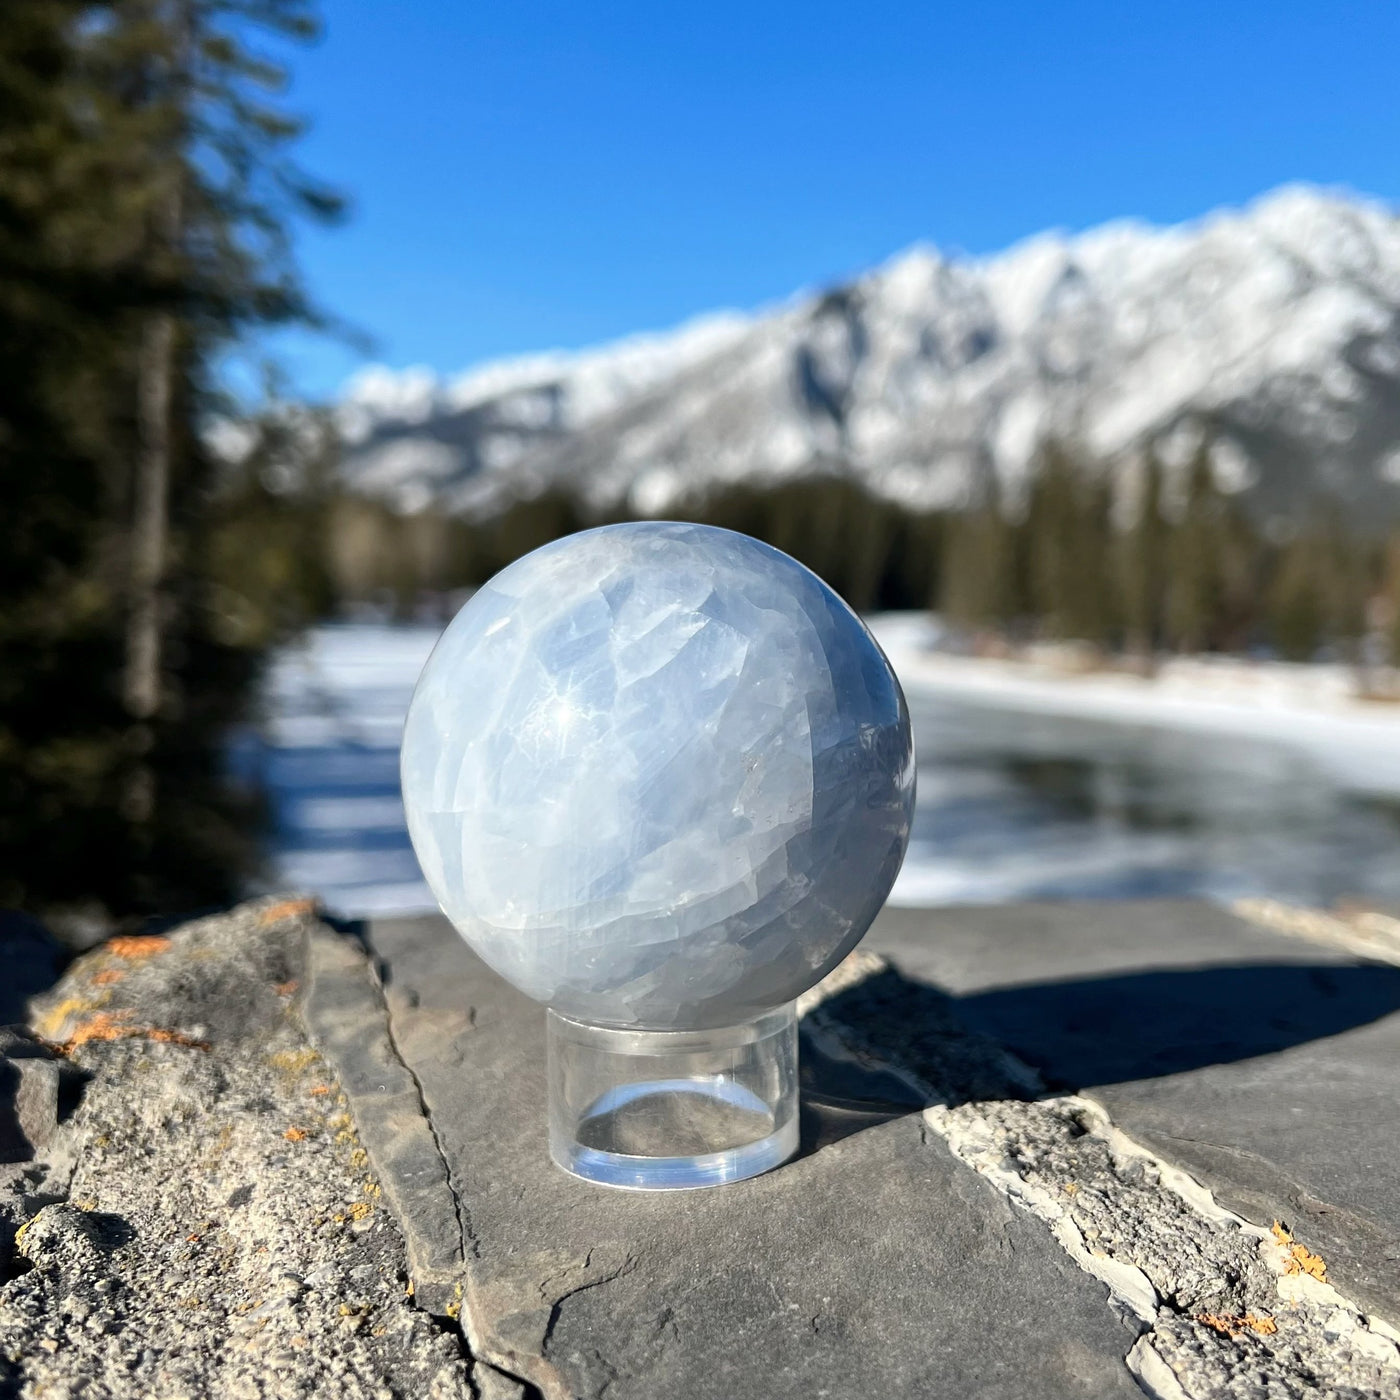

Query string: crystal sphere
400 522 915 1030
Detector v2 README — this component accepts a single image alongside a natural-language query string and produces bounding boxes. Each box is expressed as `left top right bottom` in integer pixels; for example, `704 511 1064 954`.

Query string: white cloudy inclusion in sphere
400 522 915 1030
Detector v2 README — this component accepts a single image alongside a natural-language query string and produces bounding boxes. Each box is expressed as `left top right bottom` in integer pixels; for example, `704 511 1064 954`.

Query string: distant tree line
936 442 1393 665
317 439 1400 670
0 0 338 926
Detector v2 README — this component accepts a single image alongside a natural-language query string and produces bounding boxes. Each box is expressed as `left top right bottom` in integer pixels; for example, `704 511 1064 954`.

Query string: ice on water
401 522 914 1030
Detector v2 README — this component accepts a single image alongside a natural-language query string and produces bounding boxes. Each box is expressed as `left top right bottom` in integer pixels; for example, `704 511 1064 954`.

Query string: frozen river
235 622 1400 918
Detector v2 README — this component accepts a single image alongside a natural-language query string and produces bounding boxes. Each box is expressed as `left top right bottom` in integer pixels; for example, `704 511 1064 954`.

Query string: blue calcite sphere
400 522 914 1030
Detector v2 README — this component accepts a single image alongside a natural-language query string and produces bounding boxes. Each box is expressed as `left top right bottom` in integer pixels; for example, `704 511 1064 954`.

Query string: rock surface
0 900 477 1399
3 896 1399 1399
362 914 1144 1400
0 1038 61 1165
865 900 1400 1321
357 903 1400 1400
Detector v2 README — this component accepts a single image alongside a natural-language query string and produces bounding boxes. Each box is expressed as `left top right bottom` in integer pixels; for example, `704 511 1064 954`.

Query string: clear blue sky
267 0 1400 398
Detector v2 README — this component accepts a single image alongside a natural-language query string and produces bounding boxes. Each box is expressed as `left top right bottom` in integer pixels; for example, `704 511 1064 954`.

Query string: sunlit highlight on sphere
400 521 915 1030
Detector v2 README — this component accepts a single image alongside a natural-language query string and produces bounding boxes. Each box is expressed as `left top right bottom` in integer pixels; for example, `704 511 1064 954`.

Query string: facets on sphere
400 522 915 1030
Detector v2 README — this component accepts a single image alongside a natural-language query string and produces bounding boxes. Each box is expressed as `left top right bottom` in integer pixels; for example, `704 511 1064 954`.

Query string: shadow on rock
797 960 1400 1152
795 1019 932 1157
954 960 1400 1090
0 913 62 1025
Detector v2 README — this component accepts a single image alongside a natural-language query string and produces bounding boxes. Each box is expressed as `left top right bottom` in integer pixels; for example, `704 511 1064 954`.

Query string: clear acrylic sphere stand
546 1004 799 1190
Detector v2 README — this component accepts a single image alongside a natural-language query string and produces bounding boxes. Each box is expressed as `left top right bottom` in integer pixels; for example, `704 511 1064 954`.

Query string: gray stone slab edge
930 1091 1400 1399
305 928 535 1399
303 927 466 1319
1232 898 1400 968
804 956 1400 1400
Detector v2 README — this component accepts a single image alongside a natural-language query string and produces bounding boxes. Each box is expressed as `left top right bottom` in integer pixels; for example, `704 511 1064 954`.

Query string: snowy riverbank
239 620 1400 918
868 614 1400 800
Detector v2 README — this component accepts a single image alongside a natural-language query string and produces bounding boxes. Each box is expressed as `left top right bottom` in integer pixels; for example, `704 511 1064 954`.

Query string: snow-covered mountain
335 186 1400 525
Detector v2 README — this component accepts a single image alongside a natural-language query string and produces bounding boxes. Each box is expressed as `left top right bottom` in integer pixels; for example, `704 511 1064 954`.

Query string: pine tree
894 509 943 614
0 0 341 921
1119 452 1166 660
1164 445 1226 653
1389 533 1400 668
842 489 896 613
0 1 142 915
205 403 338 644
1268 533 1324 662
1267 502 1370 663
941 475 1016 635
1026 442 1113 644
1315 502 1369 659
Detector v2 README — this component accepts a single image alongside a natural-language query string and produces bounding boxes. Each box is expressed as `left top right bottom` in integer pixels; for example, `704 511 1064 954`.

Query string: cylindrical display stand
547 1004 799 1190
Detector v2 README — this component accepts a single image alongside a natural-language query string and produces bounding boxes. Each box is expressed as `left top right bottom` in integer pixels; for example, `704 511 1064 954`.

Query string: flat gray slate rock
369 914 1144 1400
303 927 465 1316
866 900 1400 1321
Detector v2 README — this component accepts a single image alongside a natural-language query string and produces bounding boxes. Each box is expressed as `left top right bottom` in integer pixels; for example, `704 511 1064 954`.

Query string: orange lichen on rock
59 1009 210 1054
36 995 101 1040
258 898 318 927
1197 1312 1279 1338
309 1084 332 1097
91 969 126 986
107 935 172 960
1286 1245 1328 1281
283 1126 309 1142
1272 1221 1328 1282
274 980 300 997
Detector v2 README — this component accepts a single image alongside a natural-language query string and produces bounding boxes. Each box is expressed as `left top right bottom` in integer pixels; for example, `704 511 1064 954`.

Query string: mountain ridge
334 185 1400 527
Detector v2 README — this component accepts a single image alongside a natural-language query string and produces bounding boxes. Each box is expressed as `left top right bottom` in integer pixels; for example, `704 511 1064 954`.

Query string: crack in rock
540 1253 641 1354
372 962 481 1266
307 932 555 1400
303 926 470 1325
805 952 1400 1400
